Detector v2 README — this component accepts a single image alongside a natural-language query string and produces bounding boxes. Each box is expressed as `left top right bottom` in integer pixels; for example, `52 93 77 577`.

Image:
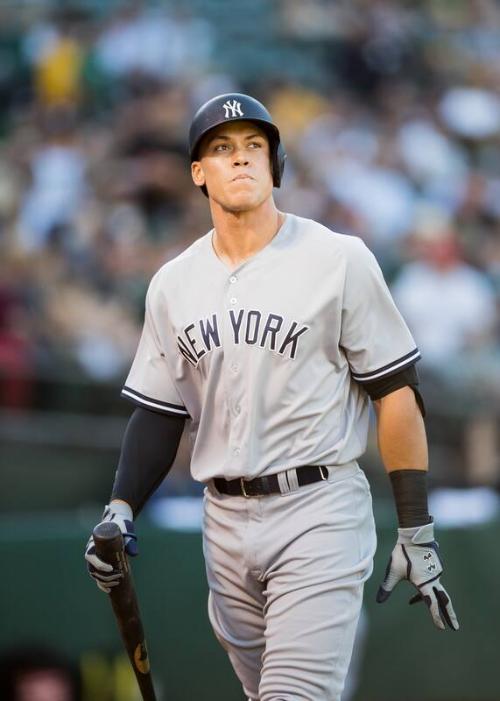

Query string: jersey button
230 297 237 304
230 276 237 283
231 363 239 372
234 405 241 415
233 447 241 456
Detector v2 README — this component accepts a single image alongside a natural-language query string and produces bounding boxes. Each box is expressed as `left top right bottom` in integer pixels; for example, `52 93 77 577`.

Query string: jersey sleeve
340 238 420 384
121 278 190 418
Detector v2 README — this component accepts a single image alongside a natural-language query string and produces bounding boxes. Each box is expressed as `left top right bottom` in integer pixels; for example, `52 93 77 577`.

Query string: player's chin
222 188 262 212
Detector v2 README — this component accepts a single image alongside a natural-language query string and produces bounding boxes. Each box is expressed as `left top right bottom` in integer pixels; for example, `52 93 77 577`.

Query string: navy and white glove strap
376 521 459 631
84 502 137 594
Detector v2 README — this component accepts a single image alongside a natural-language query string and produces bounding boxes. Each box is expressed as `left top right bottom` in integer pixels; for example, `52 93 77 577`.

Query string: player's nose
232 145 250 166
233 155 250 166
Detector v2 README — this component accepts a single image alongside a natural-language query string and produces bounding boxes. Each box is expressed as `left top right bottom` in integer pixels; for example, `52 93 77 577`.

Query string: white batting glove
84 502 137 593
376 521 459 631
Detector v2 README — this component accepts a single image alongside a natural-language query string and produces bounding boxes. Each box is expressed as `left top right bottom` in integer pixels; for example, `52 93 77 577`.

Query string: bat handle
91 521 158 701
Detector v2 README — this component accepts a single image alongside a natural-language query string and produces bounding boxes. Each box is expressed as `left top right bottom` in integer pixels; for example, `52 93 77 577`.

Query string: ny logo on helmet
223 100 244 119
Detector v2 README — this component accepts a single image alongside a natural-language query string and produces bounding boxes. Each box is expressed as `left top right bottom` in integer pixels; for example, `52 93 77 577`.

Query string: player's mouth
232 174 255 181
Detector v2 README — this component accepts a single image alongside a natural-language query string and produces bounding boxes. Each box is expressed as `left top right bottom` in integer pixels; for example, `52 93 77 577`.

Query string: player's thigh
260 579 365 701
207 588 264 700
203 488 266 698
259 472 376 701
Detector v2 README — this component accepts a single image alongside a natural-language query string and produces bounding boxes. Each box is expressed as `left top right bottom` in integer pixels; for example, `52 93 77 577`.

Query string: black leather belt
213 465 329 497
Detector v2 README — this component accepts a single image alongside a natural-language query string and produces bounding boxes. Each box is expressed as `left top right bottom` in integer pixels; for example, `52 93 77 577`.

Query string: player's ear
191 161 206 188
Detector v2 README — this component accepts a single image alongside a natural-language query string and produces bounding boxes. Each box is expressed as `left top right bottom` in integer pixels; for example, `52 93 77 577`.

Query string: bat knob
93 520 122 541
93 521 125 566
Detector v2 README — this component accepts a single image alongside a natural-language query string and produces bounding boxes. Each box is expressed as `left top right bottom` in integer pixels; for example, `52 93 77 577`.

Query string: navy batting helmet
188 93 286 196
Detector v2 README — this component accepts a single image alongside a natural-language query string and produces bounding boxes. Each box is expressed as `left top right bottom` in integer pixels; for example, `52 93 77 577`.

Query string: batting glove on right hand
376 521 459 631
85 502 137 593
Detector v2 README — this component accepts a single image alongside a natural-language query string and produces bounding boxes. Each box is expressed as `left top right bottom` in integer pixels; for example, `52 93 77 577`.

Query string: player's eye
248 141 262 148
214 143 230 152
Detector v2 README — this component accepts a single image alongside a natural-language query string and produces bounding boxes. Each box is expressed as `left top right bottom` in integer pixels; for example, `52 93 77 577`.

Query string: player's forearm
110 407 185 517
374 385 428 472
374 385 431 527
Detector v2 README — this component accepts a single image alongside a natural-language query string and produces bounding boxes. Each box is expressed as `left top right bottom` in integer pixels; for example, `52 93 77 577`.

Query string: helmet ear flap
273 141 287 187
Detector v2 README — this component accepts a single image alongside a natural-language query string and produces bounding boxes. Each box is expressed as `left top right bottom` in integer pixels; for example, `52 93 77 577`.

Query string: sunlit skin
191 121 285 269
374 387 428 474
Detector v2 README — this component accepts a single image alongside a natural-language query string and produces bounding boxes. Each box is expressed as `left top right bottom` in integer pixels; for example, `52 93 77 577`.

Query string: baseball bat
93 521 158 701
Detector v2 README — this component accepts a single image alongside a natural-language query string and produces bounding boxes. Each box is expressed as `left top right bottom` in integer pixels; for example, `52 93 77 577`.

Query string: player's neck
210 199 284 268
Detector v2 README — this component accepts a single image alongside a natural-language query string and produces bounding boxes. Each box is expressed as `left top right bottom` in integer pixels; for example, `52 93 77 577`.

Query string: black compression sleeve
111 407 186 517
389 469 432 528
362 365 426 417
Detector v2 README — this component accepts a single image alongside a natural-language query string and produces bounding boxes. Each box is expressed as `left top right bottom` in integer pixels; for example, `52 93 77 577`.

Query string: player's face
191 121 274 212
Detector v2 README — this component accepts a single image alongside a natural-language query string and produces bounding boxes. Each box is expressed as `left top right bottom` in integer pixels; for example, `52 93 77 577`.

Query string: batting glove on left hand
85 502 137 593
376 521 459 631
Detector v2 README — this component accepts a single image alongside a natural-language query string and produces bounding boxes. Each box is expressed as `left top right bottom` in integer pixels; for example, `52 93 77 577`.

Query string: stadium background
0 1 499 699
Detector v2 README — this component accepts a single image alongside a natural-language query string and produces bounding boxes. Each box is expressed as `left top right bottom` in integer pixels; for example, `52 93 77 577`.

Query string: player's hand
85 502 138 593
376 521 459 631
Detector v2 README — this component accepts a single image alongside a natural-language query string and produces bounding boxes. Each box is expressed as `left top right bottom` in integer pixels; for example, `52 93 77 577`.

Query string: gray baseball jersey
122 212 420 483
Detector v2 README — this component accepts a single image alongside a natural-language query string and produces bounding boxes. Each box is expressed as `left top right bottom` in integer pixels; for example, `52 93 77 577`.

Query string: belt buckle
240 477 250 498
319 465 328 481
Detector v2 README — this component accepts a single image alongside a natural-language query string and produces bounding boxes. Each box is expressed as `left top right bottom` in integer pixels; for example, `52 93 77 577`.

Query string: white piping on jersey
351 349 421 382
121 388 189 416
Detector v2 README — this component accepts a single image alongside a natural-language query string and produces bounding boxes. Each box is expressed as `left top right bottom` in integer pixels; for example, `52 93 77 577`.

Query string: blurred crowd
0 0 499 483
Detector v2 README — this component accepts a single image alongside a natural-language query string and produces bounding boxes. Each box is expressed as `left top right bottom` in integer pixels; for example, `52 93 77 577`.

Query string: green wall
0 512 498 701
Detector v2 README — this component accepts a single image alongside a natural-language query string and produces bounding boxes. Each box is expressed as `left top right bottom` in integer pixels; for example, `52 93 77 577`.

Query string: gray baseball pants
203 461 377 700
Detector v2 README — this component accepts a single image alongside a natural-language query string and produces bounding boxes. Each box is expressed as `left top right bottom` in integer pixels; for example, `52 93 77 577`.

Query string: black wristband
389 469 431 528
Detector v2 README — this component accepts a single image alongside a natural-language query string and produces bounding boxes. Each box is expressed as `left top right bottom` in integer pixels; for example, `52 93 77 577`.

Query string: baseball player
85 93 459 701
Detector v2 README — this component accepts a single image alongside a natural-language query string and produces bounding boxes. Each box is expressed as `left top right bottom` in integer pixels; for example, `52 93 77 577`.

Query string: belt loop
286 468 300 491
240 477 250 498
277 471 290 494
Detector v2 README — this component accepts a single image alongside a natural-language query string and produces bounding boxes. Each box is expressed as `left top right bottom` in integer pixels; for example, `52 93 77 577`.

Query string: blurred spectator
0 646 81 701
392 206 499 485
43 280 139 381
0 256 35 408
392 206 497 366
94 3 213 82
439 86 500 141
17 110 88 252
396 117 468 209
34 29 84 107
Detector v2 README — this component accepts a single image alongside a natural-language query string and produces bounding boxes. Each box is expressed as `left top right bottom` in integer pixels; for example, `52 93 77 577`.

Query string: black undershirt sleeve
361 364 426 417
111 407 186 517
